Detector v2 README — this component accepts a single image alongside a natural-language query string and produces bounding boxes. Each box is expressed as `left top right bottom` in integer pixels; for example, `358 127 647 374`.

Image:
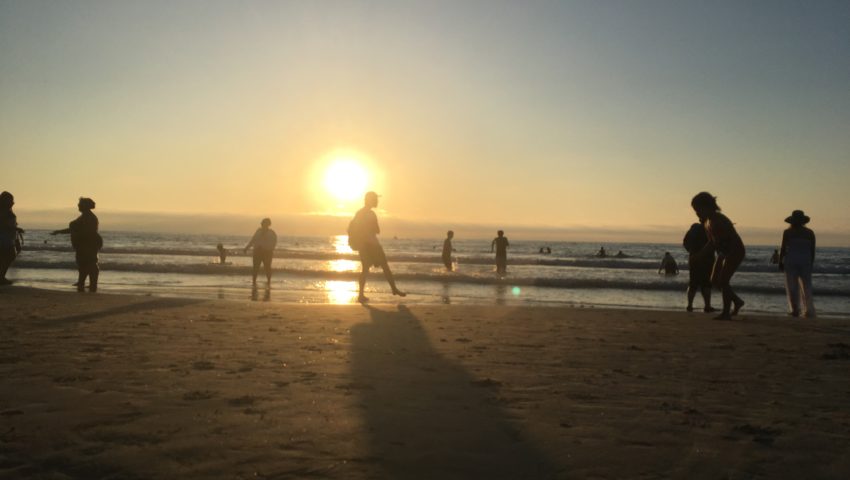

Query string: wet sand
1 287 849 479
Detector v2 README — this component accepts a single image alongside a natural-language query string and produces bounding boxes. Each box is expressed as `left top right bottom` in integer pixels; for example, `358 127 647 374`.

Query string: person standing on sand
779 210 816 318
348 191 406 303
216 243 227 264
442 230 455 271
51 197 102 292
491 230 510 275
244 218 277 286
0 191 23 286
683 221 715 313
691 192 745 320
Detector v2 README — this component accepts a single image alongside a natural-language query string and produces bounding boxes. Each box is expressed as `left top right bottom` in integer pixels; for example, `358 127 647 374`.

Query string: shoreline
2 287 850 478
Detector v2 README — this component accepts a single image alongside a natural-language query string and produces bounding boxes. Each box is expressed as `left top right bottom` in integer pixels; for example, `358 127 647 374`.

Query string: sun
323 157 369 203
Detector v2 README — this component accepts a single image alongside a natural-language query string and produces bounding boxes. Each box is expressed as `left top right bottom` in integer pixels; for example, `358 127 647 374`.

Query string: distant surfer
442 230 455 271
347 191 406 303
614 250 627 258
244 218 277 286
770 249 780 265
596 246 607 258
491 230 510 275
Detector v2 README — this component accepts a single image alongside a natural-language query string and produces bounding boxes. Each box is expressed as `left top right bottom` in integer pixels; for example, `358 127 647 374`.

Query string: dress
492 237 509 273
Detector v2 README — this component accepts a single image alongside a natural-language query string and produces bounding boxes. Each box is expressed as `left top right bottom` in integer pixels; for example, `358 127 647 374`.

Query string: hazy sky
2 1 848 241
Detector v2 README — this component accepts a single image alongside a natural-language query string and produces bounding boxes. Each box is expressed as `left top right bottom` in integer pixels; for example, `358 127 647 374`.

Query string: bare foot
357 295 369 303
732 300 745 316
686 305 694 312
392 289 407 297
703 306 716 313
713 313 732 320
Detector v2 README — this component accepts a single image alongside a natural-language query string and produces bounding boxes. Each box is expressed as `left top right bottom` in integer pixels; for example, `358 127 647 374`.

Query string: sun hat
785 210 810 225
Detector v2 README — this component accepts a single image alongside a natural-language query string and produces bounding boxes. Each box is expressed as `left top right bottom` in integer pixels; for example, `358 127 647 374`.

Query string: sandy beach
1 287 848 479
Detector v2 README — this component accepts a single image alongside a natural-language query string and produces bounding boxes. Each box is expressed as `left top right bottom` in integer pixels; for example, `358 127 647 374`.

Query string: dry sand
1 287 849 479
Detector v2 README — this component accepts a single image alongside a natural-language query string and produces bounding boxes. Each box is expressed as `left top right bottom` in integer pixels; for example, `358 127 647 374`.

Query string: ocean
8 230 850 317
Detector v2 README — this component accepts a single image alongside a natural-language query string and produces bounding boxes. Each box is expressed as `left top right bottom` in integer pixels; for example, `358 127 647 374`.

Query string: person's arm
778 230 788 271
244 231 257 253
491 239 495 252
51 227 71 235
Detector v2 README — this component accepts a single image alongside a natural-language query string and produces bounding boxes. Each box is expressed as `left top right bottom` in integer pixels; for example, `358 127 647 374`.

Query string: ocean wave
13 260 850 297
20 245 850 274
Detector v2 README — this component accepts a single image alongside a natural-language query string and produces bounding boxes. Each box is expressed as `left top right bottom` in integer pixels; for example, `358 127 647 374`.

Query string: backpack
347 214 364 251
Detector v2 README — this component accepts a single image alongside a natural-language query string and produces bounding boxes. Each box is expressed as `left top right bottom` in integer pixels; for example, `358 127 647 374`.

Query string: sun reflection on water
333 235 353 254
326 280 358 304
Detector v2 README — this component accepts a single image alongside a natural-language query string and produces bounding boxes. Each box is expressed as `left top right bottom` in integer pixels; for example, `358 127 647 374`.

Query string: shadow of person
350 304 556 479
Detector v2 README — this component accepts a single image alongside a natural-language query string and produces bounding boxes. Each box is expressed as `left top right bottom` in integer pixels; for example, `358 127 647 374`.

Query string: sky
2 1 849 244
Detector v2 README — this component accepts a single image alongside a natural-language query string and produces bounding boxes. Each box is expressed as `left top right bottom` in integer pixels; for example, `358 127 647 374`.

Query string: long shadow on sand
350 305 558 479
41 298 202 326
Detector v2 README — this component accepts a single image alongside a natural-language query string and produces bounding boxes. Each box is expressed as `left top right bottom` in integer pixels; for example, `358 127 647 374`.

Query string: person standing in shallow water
691 192 745 320
51 197 102 292
442 230 454 271
491 230 510 275
0 191 23 285
244 218 277 286
348 191 406 303
683 221 715 313
779 210 816 318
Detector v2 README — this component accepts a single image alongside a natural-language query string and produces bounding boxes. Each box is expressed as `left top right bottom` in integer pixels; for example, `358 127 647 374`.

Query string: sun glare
323 158 369 203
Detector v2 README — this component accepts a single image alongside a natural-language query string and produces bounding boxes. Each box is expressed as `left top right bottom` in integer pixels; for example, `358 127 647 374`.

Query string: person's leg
686 285 696 311
785 263 801 316
89 262 99 292
701 284 714 312
264 254 272 284
799 262 816 318
379 260 406 296
358 263 369 302
77 268 87 292
0 251 12 283
251 254 260 285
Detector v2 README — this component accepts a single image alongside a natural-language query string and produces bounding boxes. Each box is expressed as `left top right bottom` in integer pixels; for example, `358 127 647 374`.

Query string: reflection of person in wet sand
491 230 509 275
216 243 227 264
348 192 406 303
691 192 745 320
243 218 277 286
658 252 679 275
442 230 455 271
51 197 102 292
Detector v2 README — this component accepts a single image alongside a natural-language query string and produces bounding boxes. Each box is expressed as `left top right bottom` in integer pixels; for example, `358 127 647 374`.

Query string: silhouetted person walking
51 197 102 292
0 191 23 286
491 230 510 275
348 191 406 303
691 192 745 320
244 218 277 286
683 222 714 312
779 210 816 318
442 230 455 271
658 252 679 275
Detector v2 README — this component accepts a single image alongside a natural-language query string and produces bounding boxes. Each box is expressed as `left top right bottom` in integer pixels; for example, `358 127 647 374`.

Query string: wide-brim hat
785 210 810 225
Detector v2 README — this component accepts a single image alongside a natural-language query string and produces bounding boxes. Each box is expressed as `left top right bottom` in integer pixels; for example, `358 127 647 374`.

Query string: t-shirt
781 227 815 266
492 237 509 258
69 211 100 251
249 228 278 252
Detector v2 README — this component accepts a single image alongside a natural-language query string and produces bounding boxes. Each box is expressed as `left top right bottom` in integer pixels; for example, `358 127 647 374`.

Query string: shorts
359 243 387 268
253 249 273 270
